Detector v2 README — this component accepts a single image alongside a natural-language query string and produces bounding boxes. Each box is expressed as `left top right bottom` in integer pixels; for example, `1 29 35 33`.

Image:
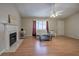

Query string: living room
0 3 79 56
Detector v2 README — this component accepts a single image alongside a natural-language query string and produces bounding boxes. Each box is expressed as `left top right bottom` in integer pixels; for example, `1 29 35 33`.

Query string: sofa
36 30 52 41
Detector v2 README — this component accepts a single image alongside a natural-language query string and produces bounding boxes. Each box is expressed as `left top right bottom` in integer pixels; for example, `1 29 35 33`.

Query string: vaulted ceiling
15 3 79 19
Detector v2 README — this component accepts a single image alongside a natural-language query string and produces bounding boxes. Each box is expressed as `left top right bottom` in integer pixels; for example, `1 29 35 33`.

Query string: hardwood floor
1 36 79 56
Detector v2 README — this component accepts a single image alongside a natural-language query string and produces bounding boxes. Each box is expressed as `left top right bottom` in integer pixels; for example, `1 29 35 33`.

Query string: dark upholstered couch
36 32 52 41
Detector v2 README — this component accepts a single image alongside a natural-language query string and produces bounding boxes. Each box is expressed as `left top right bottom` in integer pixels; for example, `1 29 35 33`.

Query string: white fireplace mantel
4 24 18 51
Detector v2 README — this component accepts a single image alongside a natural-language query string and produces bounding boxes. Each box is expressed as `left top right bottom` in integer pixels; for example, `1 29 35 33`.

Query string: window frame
36 20 46 30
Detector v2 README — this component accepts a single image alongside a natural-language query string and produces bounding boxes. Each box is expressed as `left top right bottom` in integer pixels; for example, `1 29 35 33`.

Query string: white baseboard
65 35 79 39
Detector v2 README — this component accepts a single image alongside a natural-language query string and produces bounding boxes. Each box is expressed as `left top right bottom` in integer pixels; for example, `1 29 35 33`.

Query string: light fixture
50 11 63 18
50 3 63 18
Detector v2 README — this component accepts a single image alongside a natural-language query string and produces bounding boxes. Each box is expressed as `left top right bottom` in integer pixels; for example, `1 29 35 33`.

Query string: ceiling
15 3 79 19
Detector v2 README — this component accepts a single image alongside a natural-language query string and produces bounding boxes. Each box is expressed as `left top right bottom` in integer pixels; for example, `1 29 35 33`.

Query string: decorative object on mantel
8 14 16 24
8 14 11 23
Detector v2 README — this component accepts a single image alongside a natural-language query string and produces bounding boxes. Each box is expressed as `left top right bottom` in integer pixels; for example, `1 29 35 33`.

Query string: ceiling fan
50 3 63 18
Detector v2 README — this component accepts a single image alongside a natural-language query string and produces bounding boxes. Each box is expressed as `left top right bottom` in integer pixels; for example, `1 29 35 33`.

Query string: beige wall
0 4 21 31
0 4 21 25
0 4 21 53
64 12 79 39
57 19 64 35
21 17 64 36
21 18 33 36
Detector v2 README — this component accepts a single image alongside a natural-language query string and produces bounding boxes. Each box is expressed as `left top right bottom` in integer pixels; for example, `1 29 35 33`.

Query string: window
36 20 46 30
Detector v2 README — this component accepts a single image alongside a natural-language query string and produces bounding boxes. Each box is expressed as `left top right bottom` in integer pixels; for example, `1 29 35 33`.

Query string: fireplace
10 32 17 46
5 24 18 50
